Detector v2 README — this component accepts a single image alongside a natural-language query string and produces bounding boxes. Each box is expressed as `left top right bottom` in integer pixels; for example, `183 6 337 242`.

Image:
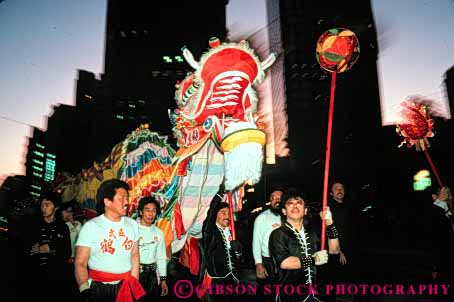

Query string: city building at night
24 128 56 198
24 0 230 192
264 0 382 200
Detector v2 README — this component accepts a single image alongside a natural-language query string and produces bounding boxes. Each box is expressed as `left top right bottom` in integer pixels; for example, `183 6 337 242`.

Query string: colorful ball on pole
316 28 360 73
396 99 434 151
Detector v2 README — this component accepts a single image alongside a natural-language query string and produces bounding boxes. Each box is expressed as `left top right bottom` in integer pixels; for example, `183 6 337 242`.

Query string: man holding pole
269 188 340 301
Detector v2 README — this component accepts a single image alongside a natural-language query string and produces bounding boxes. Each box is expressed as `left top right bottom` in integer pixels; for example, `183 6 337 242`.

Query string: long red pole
227 191 236 240
423 146 450 213
321 72 337 250
423 149 443 187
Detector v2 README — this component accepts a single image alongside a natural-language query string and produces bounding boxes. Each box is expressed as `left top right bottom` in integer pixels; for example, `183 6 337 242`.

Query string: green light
413 178 431 191
163 56 172 63
36 143 45 149
31 185 41 190
413 169 432 191
32 165 43 172
30 192 40 197
175 55 184 62
47 153 56 159
32 159 43 165
33 172 42 178
45 159 55 168
33 151 44 157
116 115 124 120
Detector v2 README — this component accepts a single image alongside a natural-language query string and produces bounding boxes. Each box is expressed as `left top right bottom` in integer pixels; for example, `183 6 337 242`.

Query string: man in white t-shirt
74 179 145 302
61 202 82 260
137 196 168 301
60 201 83 300
252 190 283 281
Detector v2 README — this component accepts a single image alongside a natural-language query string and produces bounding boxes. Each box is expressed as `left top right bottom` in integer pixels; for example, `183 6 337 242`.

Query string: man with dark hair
197 194 243 301
328 181 357 281
269 188 340 301
95 179 129 215
75 179 145 302
59 201 83 301
28 191 71 301
137 196 168 301
252 189 282 300
60 201 82 261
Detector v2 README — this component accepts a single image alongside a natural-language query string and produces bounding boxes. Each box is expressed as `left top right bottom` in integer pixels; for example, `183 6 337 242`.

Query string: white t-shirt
137 223 167 277
76 215 139 274
252 209 282 263
66 220 82 257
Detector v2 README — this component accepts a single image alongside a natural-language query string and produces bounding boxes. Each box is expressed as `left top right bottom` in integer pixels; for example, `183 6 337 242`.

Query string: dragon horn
261 53 277 70
181 46 200 70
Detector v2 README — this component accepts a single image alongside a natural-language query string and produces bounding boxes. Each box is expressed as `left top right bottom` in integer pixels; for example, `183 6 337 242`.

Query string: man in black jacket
269 188 340 302
198 193 242 301
327 181 357 282
28 191 71 301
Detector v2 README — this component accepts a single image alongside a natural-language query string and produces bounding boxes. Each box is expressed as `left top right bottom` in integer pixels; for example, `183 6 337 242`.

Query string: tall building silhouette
265 0 382 198
25 128 57 198
86 0 229 160
445 65 454 119
25 0 229 197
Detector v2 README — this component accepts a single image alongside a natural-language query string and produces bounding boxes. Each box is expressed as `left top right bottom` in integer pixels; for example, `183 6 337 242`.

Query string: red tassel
189 237 200 276
174 202 186 239
196 273 212 300
177 158 190 176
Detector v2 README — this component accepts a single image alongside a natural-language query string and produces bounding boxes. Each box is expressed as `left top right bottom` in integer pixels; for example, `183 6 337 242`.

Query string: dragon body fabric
55 39 275 274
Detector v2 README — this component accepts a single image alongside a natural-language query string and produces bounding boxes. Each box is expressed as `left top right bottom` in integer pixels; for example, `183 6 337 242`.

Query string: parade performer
75 179 145 302
252 190 283 280
197 192 243 301
137 196 168 301
269 188 340 302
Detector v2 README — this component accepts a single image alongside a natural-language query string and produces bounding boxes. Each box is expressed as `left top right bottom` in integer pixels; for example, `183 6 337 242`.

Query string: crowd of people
7 178 454 302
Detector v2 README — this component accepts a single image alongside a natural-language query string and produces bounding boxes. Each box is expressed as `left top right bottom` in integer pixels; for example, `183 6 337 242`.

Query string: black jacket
28 217 71 270
204 227 241 278
269 224 318 284
327 198 357 259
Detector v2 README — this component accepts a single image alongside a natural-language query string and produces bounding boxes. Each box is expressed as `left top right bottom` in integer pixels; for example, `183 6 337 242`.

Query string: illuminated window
36 143 45 149
32 159 43 165
116 115 124 120
33 172 42 178
163 56 172 63
47 153 56 159
413 170 432 191
33 151 44 157
32 166 43 172
175 56 184 62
